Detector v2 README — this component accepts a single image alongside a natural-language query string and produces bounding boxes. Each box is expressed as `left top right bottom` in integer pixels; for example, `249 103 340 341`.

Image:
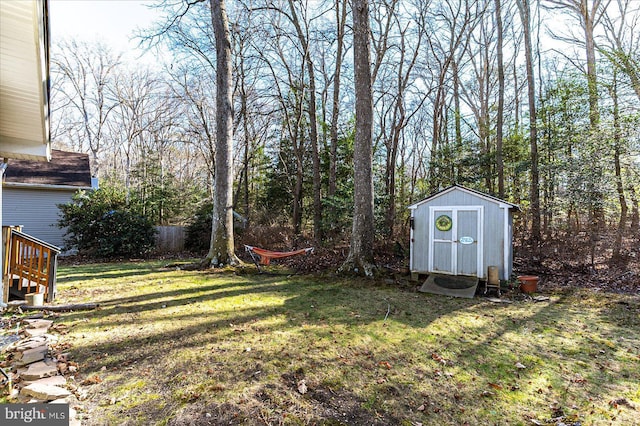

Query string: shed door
429 207 483 277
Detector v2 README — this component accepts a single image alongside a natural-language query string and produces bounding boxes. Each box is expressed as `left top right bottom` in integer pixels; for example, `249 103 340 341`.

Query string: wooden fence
155 226 186 253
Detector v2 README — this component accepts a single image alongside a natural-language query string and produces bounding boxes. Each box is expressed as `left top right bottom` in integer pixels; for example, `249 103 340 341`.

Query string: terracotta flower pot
518 275 539 294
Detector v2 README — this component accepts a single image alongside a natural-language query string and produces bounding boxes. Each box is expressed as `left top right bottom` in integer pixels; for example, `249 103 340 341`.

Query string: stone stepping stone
23 319 54 329
13 335 50 352
22 375 67 387
15 344 48 366
20 359 58 381
21 382 71 400
24 327 51 338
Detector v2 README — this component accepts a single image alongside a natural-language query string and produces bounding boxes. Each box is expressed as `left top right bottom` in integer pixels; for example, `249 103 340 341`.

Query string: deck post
1 164 6 305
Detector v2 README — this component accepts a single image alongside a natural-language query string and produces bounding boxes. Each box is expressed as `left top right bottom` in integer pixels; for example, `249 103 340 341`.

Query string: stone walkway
1 314 83 425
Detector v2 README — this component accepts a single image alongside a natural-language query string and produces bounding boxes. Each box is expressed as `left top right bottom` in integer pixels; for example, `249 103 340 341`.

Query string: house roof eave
3 182 92 191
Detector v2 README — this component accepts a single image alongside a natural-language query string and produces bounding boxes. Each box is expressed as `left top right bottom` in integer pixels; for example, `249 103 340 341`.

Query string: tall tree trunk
329 0 348 197
287 0 323 243
481 38 492 193
291 81 305 235
495 0 505 198
239 46 251 224
453 60 462 183
293 135 304 235
629 184 639 232
430 84 446 191
518 0 541 244
583 0 601 129
206 0 239 266
611 71 627 260
340 0 376 276
513 61 520 131
583 0 606 229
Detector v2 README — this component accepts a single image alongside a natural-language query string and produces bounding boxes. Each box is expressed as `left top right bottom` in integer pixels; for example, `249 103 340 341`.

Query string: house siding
2 187 76 249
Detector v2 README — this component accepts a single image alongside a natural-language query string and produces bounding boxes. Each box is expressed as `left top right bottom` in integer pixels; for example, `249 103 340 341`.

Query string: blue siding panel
3 187 75 249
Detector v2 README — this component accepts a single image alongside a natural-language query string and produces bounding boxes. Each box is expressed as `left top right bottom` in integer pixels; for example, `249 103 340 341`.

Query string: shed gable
409 185 519 210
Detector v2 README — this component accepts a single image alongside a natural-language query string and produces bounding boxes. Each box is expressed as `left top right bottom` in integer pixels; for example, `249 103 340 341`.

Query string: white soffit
0 0 50 161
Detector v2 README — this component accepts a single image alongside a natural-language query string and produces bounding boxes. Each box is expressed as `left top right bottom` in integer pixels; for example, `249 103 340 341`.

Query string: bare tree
51 40 121 176
108 68 157 202
600 0 640 100
495 0 506 198
253 15 308 234
284 0 323 242
599 0 639 255
328 0 349 197
207 0 240 266
231 24 271 225
545 0 610 237
608 70 627 259
545 0 607 128
379 6 427 237
340 0 376 276
426 0 478 191
460 2 496 192
167 64 217 185
517 0 541 243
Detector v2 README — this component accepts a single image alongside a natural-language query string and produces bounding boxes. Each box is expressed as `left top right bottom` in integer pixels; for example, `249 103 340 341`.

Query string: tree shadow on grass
57 261 169 283
55 264 638 425
408 293 640 425
59 273 483 425
59 274 318 328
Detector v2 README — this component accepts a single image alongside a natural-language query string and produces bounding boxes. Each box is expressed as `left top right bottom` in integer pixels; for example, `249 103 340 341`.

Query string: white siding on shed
2 187 75 249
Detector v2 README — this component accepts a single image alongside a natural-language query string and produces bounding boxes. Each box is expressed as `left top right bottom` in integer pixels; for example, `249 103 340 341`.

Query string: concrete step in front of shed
418 274 479 299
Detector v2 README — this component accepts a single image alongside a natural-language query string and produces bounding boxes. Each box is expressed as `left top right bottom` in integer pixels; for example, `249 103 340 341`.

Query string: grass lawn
9 261 640 425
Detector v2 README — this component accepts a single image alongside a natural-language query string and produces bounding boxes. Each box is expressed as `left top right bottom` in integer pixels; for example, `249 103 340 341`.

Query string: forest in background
50 0 640 272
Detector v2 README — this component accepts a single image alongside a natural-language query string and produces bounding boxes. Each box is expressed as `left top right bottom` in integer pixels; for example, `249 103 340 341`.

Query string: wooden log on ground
20 303 99 312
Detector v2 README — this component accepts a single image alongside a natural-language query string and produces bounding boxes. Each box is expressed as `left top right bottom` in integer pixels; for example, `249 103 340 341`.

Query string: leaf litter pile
3 260 638 425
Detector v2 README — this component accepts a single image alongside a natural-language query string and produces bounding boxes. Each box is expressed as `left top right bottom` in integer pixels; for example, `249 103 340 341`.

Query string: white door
429 207 483 277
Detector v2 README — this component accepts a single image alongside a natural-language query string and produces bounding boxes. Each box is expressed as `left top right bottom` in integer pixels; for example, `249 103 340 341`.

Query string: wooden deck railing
3 228 60 303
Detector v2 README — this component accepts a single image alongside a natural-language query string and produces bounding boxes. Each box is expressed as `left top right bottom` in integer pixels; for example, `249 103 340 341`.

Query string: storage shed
408 185 519 281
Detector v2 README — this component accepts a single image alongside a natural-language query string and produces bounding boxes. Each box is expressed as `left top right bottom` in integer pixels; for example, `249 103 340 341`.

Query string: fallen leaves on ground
81 375 103 385
431 353 449 365
378 361 392 369
609 398 635 410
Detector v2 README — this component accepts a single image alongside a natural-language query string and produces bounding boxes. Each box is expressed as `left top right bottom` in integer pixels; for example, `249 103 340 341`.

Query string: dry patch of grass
37 261 640 425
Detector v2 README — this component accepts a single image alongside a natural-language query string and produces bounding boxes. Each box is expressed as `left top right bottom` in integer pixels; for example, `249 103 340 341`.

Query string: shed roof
3 149 91 188
408 185 520 210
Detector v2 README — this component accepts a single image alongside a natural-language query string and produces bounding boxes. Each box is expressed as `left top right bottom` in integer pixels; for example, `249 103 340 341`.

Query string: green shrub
58 186 157 258
185 201 213 253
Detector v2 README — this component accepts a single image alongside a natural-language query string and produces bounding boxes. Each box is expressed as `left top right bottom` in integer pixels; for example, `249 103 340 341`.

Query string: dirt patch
167 380 403 426
305 386 402 425
168 401 251 425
